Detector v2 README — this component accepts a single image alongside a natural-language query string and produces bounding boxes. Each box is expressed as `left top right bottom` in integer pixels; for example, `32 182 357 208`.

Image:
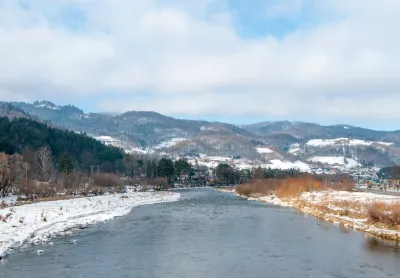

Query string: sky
0 0 400 130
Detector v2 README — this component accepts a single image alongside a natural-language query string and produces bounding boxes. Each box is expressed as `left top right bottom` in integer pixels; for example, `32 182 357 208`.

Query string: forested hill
0 116 124 172
0 102 31 118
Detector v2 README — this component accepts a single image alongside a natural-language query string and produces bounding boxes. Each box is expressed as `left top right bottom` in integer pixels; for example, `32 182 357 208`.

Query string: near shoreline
0 190 180 259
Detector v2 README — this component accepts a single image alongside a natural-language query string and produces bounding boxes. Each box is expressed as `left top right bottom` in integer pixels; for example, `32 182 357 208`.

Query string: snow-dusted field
306 138 393 147
263 159 310 171
308 156 361 168
0 190 180 258
256 147 274 154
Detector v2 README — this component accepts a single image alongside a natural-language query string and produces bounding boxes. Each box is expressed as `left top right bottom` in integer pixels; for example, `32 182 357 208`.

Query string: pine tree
157 158 174 183
59 152 74 175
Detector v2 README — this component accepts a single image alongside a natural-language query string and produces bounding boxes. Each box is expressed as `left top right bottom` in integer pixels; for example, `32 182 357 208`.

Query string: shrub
140 178 169 191
18 179 39 196
235 175 354 198
90 173 124 188
367 202 400 226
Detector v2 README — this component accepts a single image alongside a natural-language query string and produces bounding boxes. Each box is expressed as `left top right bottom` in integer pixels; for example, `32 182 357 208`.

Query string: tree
174 159 193 185
100 161 114 173
123 155 135 179
174 159 192 176
253 166 264 179
0 153 25 197
80 151 95 173
157 158 175 183
36 146 54 182
59 152 74 175
215 163 236 186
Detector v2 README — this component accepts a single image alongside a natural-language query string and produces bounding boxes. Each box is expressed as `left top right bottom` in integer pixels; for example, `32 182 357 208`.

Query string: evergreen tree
59 152 74 174
174 159 192 177
157 158 174 183
215 163 236 186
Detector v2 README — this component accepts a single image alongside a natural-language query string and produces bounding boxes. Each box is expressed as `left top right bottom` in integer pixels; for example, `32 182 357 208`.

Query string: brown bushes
236 175 354 198
90 173 124 188
236 178 278 196
140 178 169 191
367 202 400 226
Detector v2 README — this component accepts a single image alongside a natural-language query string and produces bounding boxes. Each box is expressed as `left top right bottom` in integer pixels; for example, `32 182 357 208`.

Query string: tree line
0 116 203 196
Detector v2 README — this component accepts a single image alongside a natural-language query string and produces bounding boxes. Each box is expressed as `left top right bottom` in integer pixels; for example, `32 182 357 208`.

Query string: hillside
243 121 400 167
0 116 124 172
0 102 30 119
12 101 263 158
10 101 400 168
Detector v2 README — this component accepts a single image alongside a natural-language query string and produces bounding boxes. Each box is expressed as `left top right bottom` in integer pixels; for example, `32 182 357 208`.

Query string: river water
1 189 400 278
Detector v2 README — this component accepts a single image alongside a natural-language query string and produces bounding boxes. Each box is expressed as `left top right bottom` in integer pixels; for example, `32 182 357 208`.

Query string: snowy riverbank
0 190 180 258
219 188 400 241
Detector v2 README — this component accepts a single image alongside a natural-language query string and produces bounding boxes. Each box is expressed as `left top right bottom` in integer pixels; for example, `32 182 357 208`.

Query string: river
1 189 399 277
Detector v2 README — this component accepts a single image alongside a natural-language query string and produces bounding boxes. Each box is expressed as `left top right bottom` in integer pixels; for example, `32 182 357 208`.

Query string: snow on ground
308 156 361 168
256 147 274 154
200 126 216 131
94 136 119 143
153 138 188 149
36 104 60 110
0 196 18 206
125 147 152 154
288 143 301 155
233 190 400 240
206 156 232 162
235 163 254 170
306 138 393 147
263 159 310 172
0 190 180 258
301 190 400 205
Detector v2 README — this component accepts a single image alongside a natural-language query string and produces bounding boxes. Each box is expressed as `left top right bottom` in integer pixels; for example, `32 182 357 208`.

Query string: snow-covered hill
9 101 400 167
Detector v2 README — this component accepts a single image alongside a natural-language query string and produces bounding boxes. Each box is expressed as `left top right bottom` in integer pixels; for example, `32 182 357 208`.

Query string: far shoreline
218 188 400 242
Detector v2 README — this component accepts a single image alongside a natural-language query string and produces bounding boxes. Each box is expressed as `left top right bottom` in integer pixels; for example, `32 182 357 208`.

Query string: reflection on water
1 189 399 278
364 236 400 254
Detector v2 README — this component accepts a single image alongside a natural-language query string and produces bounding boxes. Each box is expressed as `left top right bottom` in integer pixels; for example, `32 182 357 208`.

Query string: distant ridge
8 100 400 167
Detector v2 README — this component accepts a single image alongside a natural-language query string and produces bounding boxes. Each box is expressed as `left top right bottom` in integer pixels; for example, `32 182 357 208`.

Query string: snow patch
288 143 300 155
256 147 274 154
308 156 361 168
125 147 152 154
264 159 310 172
306 138 393 147
154 138 188 149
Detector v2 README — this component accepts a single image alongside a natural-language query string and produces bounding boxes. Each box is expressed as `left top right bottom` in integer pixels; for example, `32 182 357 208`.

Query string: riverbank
219 188 400 241
0 190 180 258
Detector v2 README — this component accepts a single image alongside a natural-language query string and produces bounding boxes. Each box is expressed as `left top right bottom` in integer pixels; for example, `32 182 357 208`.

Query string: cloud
265 0 304 18
0 0 400 126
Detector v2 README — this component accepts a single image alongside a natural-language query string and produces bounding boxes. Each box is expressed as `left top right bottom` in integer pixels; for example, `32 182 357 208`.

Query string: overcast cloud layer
0 0 399 128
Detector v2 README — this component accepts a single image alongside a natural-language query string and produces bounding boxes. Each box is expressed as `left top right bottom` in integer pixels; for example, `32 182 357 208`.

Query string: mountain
10 101 400 167
12 101 263 158
243 121 400 167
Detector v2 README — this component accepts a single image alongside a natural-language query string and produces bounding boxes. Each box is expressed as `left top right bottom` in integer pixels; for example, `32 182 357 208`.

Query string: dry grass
91 173 123 187
367 202 400 226
236 175 352 198
139 178 169 190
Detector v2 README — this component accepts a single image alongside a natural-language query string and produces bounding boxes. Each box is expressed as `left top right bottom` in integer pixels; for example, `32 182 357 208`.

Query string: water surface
1 189 399 278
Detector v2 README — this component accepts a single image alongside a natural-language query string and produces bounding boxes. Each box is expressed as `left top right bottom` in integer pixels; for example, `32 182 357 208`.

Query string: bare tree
0 153 10 197
0 153 25 197
36 146 53 182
